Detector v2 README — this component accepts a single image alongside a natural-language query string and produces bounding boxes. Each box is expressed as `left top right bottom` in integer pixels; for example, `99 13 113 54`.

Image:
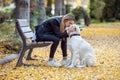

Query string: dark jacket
35 16 68 39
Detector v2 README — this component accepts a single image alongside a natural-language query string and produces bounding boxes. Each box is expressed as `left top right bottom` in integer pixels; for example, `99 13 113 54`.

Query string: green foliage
65 4 72 14
46 7 52 17
30 0 46 31
0 7 14 18
103 0 120 21
91 19 101 24
0 3 15 23
90 0 105 22
0 22 22 53
30 1 39 31
0 22 14 36
103 0 115 19
90 0 120 22
72 6 87 20
115 0 120 20
116 13 120 20
71 6 88 24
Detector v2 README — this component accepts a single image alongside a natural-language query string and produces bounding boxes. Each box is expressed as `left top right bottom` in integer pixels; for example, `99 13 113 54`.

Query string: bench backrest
16 19 33 43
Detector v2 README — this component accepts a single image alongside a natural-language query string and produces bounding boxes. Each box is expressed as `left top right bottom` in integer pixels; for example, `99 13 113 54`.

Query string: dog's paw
66 65 74 68
76 64 86 68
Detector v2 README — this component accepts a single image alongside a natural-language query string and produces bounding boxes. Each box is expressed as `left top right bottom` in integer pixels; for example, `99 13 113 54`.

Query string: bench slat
21 26 32 33
24 32 33 38
17 19 29 26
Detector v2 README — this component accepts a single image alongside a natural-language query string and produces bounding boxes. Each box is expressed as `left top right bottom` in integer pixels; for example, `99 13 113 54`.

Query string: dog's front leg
67 52 77 68
64 52 73 68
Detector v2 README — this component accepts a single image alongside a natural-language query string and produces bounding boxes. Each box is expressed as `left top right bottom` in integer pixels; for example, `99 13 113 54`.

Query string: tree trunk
15 0 30 37
30 0 46 30
16 0 30 21
46 0 52 16
38 0 46 24
55 0 66 16
55 0 61 15
62 0 66 15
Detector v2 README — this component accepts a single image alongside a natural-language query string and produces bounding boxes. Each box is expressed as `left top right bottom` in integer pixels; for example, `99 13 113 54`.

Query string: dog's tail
84 53 96 67
86 57 96 67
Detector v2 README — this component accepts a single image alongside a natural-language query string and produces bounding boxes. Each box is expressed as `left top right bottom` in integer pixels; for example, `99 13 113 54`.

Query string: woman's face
65 20 74 28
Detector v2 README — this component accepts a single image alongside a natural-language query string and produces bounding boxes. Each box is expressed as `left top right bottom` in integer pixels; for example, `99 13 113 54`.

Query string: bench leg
16 48 26 66
26 48 38 60
26 48 33 60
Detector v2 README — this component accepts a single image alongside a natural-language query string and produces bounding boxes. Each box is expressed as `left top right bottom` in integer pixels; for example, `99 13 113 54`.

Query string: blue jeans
36 34 67 58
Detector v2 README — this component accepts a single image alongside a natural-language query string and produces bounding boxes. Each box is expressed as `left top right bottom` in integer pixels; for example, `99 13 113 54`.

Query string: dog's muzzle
70 34 80 38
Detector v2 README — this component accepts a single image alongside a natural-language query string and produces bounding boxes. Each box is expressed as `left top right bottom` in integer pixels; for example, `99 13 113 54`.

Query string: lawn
0 23 120 80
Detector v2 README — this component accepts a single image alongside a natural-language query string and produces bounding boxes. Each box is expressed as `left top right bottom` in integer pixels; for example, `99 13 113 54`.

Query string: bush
65 4 72 14
71 6 90 26
90 0 105 22
116 13 120 20
91 19 101 24
71 6 88 21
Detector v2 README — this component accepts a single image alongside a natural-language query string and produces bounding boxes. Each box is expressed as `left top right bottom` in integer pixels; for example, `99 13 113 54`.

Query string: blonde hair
60 13 75 33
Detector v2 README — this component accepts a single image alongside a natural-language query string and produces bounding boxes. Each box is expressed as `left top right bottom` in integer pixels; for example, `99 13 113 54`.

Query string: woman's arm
50 20 68 38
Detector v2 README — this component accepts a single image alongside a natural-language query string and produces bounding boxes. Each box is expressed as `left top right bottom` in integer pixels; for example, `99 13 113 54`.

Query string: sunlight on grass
90 22 120 28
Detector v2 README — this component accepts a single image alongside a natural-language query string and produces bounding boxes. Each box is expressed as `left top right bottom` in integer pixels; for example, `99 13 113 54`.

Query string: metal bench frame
16 19 52 66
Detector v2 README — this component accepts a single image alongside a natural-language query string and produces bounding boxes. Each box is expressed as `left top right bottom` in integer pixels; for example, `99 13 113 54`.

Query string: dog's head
65 24 80 37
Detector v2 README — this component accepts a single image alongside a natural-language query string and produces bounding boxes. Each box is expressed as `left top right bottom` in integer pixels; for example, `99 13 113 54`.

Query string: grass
89 21 120 28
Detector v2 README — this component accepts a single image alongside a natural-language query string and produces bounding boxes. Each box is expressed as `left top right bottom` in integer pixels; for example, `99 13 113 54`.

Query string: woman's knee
53 37 60 43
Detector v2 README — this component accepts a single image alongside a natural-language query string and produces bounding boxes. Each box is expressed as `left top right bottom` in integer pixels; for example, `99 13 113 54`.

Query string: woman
34 13 75 67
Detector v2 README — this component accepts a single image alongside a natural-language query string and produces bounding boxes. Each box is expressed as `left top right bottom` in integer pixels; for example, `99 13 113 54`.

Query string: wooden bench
16 19 52 66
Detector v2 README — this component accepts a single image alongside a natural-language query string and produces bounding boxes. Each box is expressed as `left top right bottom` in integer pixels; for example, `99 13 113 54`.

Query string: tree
55 0 61 15
61 0 66 15
38 0 46 24
15 0 30 21
15 0 30 37
71 6 90 25
90 0 105 22
30 0 46 30
55 0 66 15
103 0 116 21
89 0 96 18
114 0 120 20
46 0 52 16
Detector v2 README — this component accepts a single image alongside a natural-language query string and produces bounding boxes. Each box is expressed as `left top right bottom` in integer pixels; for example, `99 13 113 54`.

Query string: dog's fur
65 24 96 68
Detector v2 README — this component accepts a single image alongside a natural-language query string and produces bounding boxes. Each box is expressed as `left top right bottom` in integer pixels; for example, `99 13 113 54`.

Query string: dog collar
70 34 80 38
